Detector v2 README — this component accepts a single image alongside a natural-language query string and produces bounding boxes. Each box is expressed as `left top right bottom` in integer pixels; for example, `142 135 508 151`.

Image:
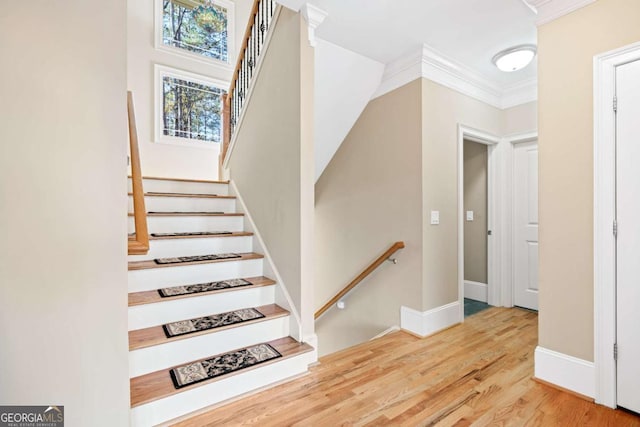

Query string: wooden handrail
127 91 150 255
315 241 405 319
228 0 261 100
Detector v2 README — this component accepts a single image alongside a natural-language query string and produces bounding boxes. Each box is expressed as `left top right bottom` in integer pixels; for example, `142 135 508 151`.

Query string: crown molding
301 4 328 47
523 0 597 25
372 44 537 110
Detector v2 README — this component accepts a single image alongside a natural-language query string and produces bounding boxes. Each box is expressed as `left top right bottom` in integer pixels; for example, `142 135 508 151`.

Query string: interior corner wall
537 0 640 362
421 79 503 311
463 140 488 284
126 0 253 180
315 79 423 356
228 8 309 329
0 1 130 425
503 101 538 136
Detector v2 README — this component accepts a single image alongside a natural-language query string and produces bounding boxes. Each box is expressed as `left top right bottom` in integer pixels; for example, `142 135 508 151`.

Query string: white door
513 141 539 310
616 59 640 414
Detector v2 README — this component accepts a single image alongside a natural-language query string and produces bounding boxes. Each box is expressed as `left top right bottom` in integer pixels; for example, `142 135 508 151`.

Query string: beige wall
538 0 640 361
127 0 253 180
229 9 315 339
421 79 503 310
503 101 538 136
0 1 130 425
463 140 488 284
315 80 423 356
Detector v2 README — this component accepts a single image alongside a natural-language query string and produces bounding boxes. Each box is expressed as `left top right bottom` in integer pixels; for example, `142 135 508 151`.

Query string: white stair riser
128 215 244 234
128 285 276 330
128 179 228 196
129 316 289 377
129 196 236 213
130 353 313 426
128 259 264 292
127 236 253 262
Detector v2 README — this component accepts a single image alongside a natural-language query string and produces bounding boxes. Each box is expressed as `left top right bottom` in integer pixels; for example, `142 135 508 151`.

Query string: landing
169 307 640 426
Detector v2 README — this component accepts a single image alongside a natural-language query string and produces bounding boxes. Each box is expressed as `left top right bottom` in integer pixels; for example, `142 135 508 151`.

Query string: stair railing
315 242 406 320
127 91 150 255
220 0 278 169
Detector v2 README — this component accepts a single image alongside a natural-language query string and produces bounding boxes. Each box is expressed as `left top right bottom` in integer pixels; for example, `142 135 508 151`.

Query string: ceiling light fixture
492 45 537 72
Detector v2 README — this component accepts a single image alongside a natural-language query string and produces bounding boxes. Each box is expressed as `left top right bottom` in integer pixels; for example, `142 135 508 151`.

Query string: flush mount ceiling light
492 45 537 72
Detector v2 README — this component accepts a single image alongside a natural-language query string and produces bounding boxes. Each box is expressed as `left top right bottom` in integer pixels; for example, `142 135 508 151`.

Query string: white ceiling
306 0 538 87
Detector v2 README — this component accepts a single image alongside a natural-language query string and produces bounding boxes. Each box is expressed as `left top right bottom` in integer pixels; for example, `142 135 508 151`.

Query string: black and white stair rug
154 253 241 265
157 278 253 298
170 343 282 389
162 308 265 338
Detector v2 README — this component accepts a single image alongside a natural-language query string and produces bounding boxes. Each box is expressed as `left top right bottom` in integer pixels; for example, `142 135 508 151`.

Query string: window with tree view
162 75 225 143
163 0 228 62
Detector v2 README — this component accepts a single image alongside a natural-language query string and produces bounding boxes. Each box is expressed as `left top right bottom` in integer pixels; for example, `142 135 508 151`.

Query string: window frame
154 0 235 70
154 64 229 149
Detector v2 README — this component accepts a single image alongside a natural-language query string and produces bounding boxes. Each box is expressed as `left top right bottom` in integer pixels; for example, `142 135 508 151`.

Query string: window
158 0 234 64
155 66 227 146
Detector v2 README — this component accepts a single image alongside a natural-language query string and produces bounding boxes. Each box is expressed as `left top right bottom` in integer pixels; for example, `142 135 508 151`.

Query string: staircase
127 176 314 426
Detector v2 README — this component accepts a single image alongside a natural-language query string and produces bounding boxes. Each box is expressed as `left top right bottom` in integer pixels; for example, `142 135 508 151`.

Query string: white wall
0 1 130 425
314 39 384 181
127 0 253 180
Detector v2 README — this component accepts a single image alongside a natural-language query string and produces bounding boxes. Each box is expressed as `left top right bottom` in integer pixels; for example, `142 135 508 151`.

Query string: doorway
463 140 489 311
457 126 499 321
614 58 640 414
593 41 640 409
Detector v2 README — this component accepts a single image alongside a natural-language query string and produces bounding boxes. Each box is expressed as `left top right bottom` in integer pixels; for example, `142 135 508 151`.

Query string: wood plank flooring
170 307 640 427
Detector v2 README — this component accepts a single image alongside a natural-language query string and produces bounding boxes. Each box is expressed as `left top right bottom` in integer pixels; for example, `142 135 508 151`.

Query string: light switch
430 210 440 225
466 211 474 221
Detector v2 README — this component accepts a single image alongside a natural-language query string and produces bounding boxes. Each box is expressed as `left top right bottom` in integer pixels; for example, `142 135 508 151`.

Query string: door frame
594 41 640 408
504 132 538 309
457 125 500 321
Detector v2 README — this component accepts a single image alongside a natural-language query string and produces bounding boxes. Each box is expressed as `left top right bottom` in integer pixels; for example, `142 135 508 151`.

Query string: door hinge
614 343 618 361
613 220 618 237
613 96 618 112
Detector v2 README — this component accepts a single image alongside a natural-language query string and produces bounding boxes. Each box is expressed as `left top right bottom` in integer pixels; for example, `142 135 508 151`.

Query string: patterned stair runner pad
148 211 224 214
150 231 233 237
158 278 253 298
146 192 217 197
163 308 265 338
154 253 241 265
170 343 282 389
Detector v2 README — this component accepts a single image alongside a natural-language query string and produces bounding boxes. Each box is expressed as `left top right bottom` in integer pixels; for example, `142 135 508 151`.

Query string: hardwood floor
169 307 640 427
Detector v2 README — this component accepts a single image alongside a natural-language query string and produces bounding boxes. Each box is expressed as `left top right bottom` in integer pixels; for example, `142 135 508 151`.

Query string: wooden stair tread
129 175 229 184
130 337 313 407
128 276 276 306
128 304 288 351
128 192 236 199
128 212 243 217
128 252 263 271
149 231 253 241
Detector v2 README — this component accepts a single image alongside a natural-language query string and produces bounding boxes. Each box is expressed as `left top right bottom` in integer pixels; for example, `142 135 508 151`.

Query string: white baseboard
400 301 461 338
371 325 400 340
464 280 488 303
534 346 595 398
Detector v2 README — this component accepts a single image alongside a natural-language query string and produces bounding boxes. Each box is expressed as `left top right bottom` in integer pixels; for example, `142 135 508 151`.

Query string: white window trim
154 64 229 149
154 0 235 71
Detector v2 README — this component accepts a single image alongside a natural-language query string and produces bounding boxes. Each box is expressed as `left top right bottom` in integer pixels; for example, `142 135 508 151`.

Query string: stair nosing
128 304 289 351
148 231 253 241
128 276 276 307
129 175 229 184
128 252 263 271
128 192 236 199
128 212 243 217
130 337 314 408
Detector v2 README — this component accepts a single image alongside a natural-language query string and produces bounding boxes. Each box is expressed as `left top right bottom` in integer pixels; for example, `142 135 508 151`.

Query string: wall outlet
466 210 474 221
